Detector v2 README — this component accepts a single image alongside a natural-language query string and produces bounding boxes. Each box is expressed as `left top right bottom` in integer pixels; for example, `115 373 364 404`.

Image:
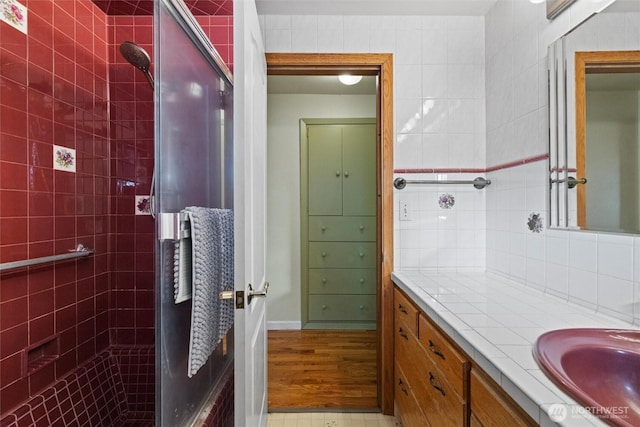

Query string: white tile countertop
391 270 638 427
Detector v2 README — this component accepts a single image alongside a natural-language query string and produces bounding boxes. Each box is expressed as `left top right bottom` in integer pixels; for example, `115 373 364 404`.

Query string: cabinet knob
359 225 364 231
359 305 364 310
335 171 341 177
321 278 327 284
322 304 327 310
359 278 365 284
359 252 364 258
344 171 349 178
321 225 327 231
321 252 327 258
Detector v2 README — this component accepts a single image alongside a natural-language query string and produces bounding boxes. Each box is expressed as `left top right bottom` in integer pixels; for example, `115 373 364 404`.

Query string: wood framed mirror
575 50 640 232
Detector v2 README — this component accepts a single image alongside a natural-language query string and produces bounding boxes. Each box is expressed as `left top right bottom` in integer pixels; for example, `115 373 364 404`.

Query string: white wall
266 94 376 326
485 0 640 325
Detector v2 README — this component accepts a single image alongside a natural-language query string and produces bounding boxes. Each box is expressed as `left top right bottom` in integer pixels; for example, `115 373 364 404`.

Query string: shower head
119 41 155 90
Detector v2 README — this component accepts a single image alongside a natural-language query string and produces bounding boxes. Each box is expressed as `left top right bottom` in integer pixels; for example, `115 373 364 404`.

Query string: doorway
265 53 394 414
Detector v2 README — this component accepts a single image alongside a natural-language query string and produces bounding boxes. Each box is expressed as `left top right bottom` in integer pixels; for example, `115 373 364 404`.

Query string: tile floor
267 412 403 427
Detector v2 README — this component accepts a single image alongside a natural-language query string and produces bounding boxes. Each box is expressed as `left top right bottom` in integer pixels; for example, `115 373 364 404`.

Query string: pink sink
533 328 640 427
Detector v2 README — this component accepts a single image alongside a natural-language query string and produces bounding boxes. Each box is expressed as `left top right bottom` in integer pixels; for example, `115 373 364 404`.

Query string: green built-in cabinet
301 120 377 329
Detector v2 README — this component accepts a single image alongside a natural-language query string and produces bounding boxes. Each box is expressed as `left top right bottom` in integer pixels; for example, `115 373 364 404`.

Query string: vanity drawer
394 288 419 336
308 268 376 295
395 321 464 427
418 313 469 399
308 294 376 321
308 242 376 268
309 216 376 242
395 362 431 427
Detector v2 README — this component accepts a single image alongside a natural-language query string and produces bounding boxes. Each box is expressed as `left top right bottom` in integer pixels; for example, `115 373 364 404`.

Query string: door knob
247 282 269 305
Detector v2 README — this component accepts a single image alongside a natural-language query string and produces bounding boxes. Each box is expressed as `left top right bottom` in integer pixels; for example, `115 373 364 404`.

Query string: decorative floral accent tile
438 193 455 209
527 212 544 233
1 0 27 34
53 145 76 173
136 195 151 215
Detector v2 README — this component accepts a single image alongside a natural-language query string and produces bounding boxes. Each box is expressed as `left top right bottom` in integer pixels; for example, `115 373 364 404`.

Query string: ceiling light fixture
338 74 363 85
529 0 544 3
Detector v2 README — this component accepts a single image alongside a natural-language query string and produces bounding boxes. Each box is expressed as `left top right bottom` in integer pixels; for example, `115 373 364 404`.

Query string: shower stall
0 0 234 425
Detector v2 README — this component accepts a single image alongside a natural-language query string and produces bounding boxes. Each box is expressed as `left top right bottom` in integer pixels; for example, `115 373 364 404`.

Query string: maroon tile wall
93 0 233 17
108 14 155 348
196 15 234 73
0 0 110 415
1 0 234 419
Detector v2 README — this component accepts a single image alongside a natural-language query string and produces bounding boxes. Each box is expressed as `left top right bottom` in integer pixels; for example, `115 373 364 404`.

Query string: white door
233 0 268 426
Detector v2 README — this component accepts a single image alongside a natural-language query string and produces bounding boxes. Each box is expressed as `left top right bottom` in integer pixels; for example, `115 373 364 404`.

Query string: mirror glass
548 0 640 234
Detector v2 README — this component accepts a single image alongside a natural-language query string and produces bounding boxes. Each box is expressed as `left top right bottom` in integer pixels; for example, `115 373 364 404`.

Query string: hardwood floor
267 330 378 410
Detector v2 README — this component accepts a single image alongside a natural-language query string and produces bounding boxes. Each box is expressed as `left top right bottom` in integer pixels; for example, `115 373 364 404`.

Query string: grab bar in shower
394 176 492 190
0 244 93 272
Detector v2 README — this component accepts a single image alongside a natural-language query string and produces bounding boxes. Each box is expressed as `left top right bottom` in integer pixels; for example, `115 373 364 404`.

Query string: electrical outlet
400 200 411 221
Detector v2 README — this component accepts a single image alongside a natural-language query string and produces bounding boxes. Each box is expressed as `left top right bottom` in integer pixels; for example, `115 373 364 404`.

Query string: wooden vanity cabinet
394 286 536 427
469 369 537 427
394 288 469 427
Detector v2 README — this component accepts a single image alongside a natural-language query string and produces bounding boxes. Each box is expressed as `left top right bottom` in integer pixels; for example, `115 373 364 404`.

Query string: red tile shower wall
0 0 110 416
108 15 155 348
106 12 232 348
197 15 234 72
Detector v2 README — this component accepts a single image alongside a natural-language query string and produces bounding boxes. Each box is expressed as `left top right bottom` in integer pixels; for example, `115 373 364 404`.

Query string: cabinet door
342 124 376 216
470 369 537 427
308 125 343 215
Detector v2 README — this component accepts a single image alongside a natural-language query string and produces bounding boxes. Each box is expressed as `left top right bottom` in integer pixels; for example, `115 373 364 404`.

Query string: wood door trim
575 50 640 228
266 52 394 415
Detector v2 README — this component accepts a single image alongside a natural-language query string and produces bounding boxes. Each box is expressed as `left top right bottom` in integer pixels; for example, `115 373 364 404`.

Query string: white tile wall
260 0 640 325
261 14 487 271
484 0 640 325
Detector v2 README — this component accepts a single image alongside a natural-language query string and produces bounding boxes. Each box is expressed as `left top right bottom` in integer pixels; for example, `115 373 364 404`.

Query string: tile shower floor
267 412 403 427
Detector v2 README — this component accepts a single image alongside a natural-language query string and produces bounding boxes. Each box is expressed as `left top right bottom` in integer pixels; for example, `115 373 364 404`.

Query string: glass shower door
154 1 233 425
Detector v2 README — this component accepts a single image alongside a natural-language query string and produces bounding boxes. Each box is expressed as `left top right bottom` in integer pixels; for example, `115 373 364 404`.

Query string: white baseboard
267 321 302 330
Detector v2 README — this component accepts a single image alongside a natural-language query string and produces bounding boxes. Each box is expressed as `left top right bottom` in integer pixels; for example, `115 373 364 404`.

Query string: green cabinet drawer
308 294 376 321
308 216 376 242
308 268 376 295
309 242 376 268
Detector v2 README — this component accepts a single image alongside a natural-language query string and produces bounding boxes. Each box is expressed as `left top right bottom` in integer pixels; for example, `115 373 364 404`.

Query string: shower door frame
154 0 234 425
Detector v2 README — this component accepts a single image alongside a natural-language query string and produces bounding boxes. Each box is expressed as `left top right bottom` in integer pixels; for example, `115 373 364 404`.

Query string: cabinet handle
344 171 350 178
335 171 341 177
398 379 408 396
398 304 408 315
429 372 446 396
321 252 327 258
428 339 445 360
398 327 408 340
